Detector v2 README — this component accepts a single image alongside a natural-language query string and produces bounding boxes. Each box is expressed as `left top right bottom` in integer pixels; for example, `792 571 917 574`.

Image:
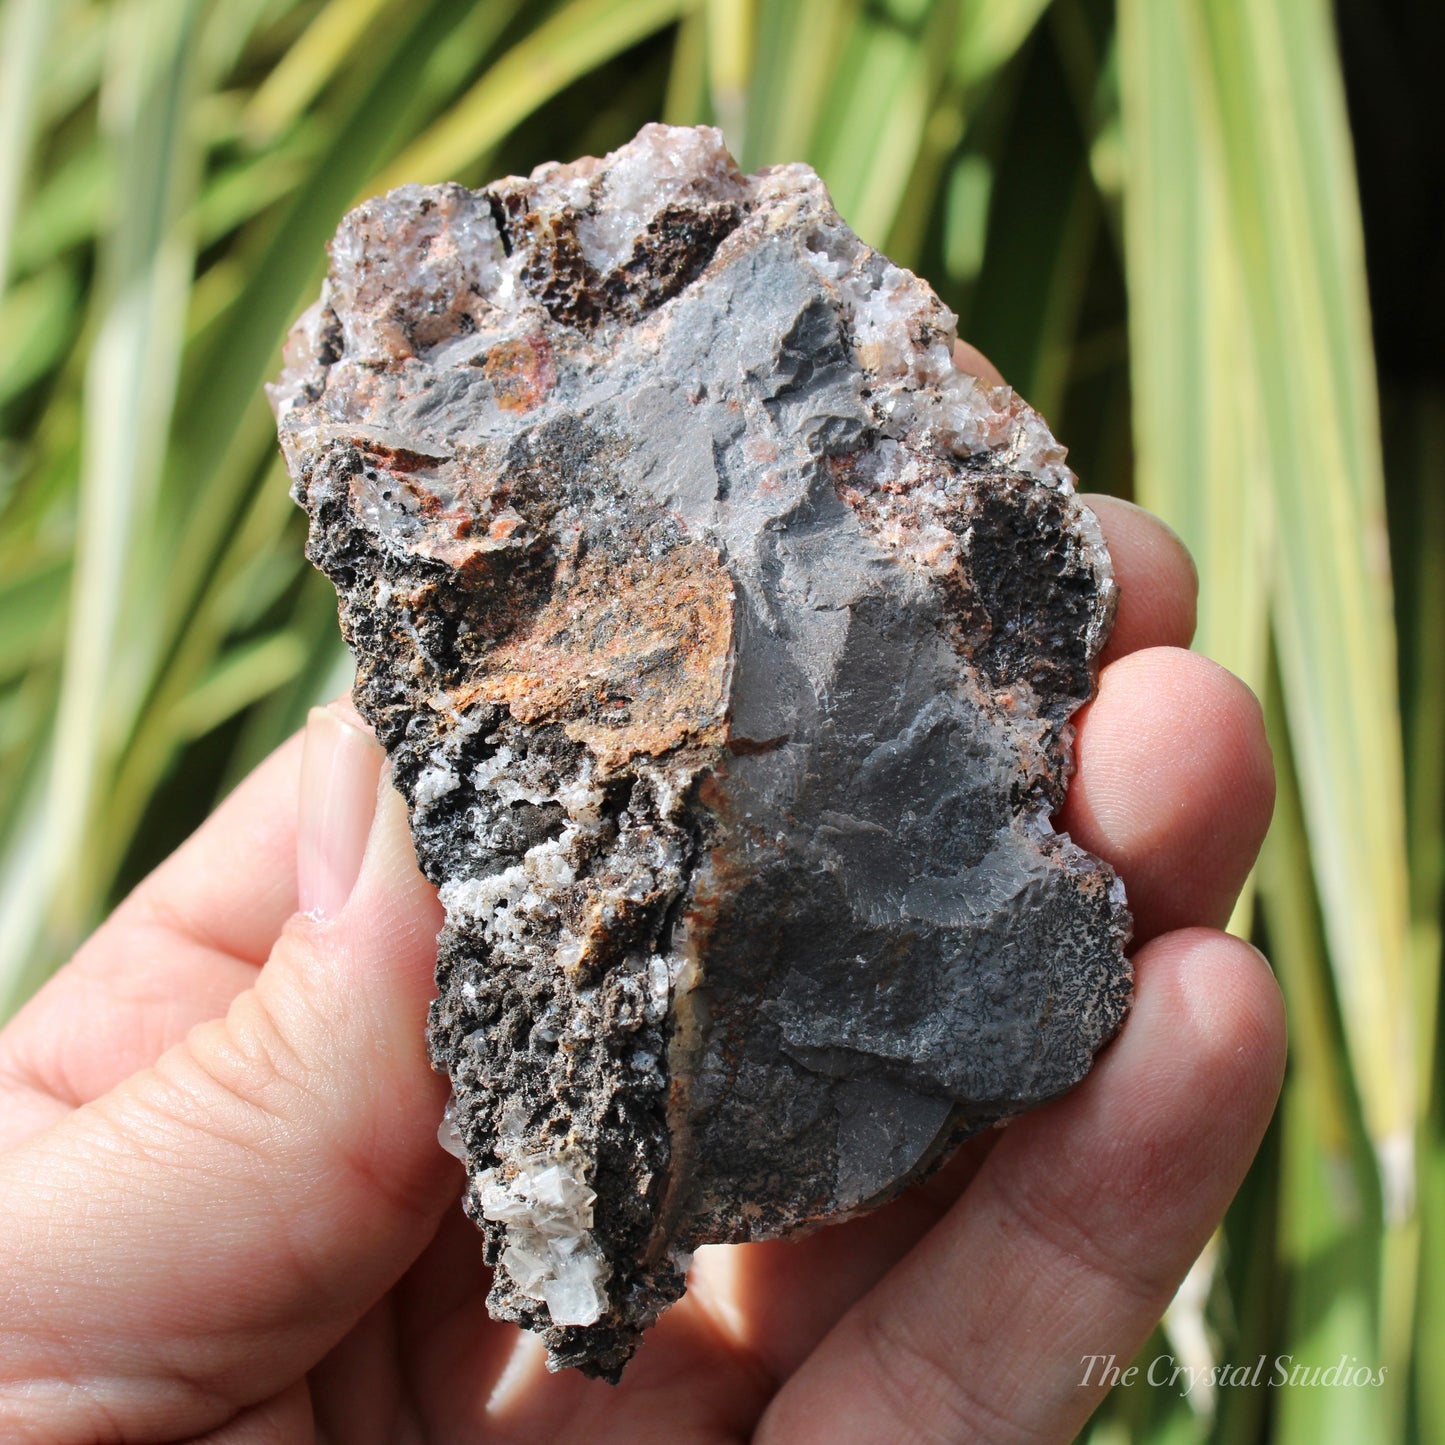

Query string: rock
269 123 1133 1380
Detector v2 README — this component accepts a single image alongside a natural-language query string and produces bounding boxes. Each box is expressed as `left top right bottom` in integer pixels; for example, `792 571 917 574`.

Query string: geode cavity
270 124 1132 1379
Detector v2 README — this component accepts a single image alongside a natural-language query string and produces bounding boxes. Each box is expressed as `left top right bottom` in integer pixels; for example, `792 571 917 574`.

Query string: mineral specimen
270 123 1132 1379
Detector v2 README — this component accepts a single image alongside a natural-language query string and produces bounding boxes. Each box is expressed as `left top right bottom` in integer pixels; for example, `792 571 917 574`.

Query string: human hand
0 348 1284 1445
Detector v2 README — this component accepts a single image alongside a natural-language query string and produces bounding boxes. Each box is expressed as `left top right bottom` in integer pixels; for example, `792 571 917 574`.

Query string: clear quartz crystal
437 1094 467 1161
477 1153 611 1327
542 1260 607 1330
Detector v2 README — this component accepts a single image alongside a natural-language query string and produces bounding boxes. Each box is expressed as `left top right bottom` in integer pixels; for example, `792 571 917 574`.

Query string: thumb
0 707 455 1444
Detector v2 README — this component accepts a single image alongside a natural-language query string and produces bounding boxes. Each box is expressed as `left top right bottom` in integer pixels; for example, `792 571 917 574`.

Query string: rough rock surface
270 123 1133 1380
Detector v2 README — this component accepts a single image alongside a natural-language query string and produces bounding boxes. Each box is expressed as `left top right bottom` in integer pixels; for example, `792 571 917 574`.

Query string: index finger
0 723 315 1147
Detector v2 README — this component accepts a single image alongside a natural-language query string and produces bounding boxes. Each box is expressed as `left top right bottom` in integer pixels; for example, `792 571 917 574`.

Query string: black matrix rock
269 123 1132 1379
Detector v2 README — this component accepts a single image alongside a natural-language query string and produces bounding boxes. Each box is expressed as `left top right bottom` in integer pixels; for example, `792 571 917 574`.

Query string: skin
0 348 1285 1445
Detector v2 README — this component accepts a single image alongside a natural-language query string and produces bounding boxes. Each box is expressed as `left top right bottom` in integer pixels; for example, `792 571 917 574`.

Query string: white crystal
530 1164 595 1217
438 1094 467 1161
413 761 459 810
542 1270 605 1328
573 123 742 276
476 1152 611 1327
501 1242 551 1292
326 183 508 364
477 1174 535 1225
645 957 670 1020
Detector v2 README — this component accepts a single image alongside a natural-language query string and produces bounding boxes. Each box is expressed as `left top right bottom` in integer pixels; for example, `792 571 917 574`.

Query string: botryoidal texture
270 124 1133 1379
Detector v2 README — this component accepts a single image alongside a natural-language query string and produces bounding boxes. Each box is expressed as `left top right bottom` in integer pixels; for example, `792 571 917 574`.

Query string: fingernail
299 706 385 919
339 774 444 945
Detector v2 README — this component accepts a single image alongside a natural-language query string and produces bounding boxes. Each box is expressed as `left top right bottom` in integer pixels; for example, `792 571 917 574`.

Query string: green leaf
0 265 81 404
0 0 211 1010
662 4 709 126
704 0 756 154
738 0 858 168
1116 0 1270 692
0 0 60 293
954 0 1051 90
376 0 695 189
1202 0 1414 1224
9 142 107 276
170 629 308 741
242 0 400 144
0 558 67 682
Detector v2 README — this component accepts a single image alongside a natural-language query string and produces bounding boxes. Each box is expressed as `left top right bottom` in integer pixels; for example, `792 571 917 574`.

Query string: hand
0 348 1283 1445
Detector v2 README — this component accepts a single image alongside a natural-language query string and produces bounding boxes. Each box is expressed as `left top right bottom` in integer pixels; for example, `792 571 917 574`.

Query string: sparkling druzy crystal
270 123 1133 1379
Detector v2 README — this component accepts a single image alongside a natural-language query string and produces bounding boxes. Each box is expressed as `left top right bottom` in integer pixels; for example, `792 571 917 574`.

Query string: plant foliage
0 1 1437 1437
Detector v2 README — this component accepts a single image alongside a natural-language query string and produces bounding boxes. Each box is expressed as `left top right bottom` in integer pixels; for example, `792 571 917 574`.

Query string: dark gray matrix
270 124 1133 1379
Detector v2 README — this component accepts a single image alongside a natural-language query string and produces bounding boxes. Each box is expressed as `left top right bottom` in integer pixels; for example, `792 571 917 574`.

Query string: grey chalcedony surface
270 123 1133 1379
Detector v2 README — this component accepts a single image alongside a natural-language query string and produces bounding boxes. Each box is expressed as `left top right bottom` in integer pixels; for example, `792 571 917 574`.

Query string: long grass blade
739 0 858 169
1263 674 1390 1444
0 266 81 405
1399 394 1445 1136
1117 0 1271 945
662 3 709 125
961 28 1098 419
375 0 694 190
1202 0 1414 1232
243 0 399 144
33 1 107 135
0 0 59 295
704 0 756 154
1398 389 1445 1438
0 560 66 683
169 630 307 742
1275 1065 1392 1441
0 0 209 1013
954 0 1051 90
1116 0 1270 698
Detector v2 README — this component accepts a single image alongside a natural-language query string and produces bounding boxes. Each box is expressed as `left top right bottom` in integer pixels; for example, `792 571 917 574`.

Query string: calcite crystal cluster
270 124 1132 1379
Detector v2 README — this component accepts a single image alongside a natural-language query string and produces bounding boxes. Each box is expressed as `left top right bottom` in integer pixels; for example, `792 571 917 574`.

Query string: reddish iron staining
445 539 734 774
482 334 556 413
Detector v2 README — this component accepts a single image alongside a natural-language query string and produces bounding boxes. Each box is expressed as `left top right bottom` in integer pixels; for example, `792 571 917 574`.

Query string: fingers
120 721 310 965
412 1290 773 1445
298 700 385 918
757 928 1286 1445
1083 494 1197 663
1059 647 1275 943
0 713 452 1445
0 730 309 1148
0 701 386 1151
950 341 1250 939
187 1380 314 1444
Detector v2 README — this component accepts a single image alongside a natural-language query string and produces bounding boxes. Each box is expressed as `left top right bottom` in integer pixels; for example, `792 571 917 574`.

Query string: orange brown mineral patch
481 335 556 413
448 540 733 773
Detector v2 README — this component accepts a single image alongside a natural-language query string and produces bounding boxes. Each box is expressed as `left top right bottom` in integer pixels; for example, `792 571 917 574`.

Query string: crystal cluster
271 123 1132 1379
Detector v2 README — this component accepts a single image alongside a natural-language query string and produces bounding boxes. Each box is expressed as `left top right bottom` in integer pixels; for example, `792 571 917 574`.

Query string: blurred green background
0 0 1438 1438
